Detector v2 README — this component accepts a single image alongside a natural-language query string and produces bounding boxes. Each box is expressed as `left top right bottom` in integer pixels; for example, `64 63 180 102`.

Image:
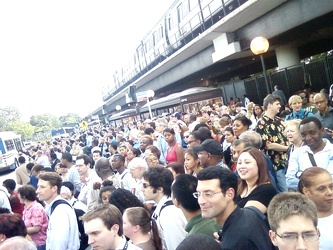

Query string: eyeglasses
142 183 152 189
299 96 307 99
275 231 320 243
313 99 326 105
198 152 210 157
193 191 222 199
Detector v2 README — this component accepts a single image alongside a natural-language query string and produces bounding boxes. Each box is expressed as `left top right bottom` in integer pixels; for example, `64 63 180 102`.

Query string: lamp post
250 36 270 94
115 105 121 111
146 89 155 120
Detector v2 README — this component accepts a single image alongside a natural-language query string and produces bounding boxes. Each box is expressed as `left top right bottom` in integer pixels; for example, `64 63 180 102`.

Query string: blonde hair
288 95 302 106
283 119 301 136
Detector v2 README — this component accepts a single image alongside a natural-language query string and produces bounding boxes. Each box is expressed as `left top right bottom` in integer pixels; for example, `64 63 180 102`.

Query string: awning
109 109 137 121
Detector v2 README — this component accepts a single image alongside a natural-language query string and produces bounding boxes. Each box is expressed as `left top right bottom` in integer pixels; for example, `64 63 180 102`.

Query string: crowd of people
0 84 332 250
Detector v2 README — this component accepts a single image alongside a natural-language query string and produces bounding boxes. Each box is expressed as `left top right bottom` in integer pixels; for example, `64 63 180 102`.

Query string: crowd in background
0 84 332 250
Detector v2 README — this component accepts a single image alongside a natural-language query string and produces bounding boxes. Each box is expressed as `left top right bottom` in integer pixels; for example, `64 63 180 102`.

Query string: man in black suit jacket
50 153 60 171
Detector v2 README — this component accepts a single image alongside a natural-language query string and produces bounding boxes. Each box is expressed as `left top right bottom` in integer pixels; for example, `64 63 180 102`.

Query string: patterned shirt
256 114 288 171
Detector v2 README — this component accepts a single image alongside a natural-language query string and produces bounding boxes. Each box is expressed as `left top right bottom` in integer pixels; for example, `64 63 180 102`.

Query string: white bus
0 131 23 174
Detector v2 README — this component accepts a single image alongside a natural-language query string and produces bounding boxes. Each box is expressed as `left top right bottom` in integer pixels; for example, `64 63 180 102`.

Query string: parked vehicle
0 131 23 174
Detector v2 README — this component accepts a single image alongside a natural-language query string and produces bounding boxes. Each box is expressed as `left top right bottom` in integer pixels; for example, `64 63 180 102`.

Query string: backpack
51 200 88 250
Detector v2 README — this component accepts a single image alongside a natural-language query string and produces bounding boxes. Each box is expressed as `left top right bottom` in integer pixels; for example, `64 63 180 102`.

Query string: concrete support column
275 44 300 69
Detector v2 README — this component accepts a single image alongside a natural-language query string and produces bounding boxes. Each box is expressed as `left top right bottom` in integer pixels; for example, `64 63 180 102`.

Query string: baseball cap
193 139 223 155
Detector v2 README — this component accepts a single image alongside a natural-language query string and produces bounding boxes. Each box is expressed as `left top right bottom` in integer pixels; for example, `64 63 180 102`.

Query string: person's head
36 172 62 203
184 148 201 173
128 157 148 179
76 154 92 176
155 118 168 133
110 154 125 171
146 153 160 167
298 167 333 214
82 204 124 249
127 148 141 161
267 192 319 250
186 132 201 149
122 208 151 238
18 156 26 164
299 117 324 151
31 164 44 177
92 150 102 162
288 95 302 113
108 188 144 214
0 236 37 250
0 213 27 242
236 148 270 194
297 91 309 105
313 92 328 113
60 181 75 200
218 116 232 129
238 130 262 149
229 103 236 114
139 135 153 152
17 185 37 203
196 167 238 223
172 174 200 212
284 119 302 145
99 180 116 205
231 139 252 163
94 157 112 179
2 179 16 194
232 116 252 137
61 152 73 166
263 94 281 114
145 145 161 159
142 166 174 202
193 139 223 167
175 233 222 250
223 127 236 144
163 128 176 144
166 163 185 179
253 104 264 118
117 145 128 156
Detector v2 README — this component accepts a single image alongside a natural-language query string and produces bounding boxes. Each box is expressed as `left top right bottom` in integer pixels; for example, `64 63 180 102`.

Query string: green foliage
0 107 21 131
6 120 35 140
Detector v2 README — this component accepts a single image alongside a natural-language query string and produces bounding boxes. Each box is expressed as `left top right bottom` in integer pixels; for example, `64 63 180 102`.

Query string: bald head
94 157 112 179
313 92 328 113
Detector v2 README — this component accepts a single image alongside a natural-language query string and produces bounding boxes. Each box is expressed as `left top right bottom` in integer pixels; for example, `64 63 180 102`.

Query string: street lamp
115 105 121 111
250 36 270 94
146 89 155 120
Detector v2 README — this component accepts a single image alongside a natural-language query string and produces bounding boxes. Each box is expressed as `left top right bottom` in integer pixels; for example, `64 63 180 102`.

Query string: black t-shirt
219 206 275 250
236 184 277 209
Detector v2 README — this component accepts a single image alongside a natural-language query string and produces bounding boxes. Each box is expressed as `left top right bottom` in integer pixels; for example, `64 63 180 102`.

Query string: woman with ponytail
123 207 162 250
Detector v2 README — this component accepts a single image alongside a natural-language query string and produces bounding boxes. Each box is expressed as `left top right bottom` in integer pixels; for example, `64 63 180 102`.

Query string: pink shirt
22 200 48 247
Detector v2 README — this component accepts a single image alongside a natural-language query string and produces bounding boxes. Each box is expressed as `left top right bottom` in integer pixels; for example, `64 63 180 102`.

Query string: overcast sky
0 0 174 121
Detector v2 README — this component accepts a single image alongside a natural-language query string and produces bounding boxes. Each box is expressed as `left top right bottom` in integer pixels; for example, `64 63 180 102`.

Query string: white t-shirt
318 213 333 250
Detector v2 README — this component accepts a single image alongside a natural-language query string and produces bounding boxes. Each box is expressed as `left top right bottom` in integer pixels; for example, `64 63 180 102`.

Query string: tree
0 107 21 131
29 113 61 131
59 113 81 126
6 120 35 140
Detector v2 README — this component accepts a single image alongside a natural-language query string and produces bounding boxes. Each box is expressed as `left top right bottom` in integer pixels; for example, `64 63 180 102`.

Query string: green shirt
185 214 220 238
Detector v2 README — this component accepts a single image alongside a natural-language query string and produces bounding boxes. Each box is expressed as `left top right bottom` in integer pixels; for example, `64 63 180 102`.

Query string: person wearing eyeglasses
142 166 187 250
267 192 320 250
298 168 333 250
196 166 275 250
313 92 333 143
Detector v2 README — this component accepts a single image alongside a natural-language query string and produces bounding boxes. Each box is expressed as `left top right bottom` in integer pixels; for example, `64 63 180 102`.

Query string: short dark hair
18 156 26 164
61 152 73 162
76 154 92 166
197 167 238 201
299 116 322 129
62 181 75 193
3 179 16 192
38 172 62 194
172 174 200 212
166 163 185 175
113 154 125 164
18 185 37 202
143 166 174 197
